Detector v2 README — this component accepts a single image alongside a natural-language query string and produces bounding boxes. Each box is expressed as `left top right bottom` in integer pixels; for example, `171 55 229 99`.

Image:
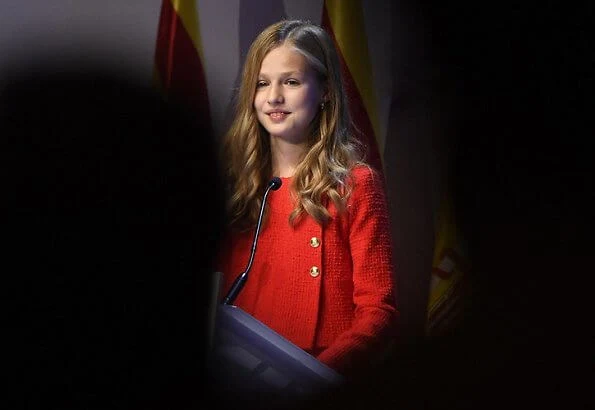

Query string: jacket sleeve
316 166 399 375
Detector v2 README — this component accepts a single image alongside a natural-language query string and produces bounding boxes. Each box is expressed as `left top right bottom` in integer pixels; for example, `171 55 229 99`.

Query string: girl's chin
268 133 308 145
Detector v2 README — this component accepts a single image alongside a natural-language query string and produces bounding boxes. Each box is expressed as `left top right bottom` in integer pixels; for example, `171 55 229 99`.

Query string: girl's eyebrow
258 70 303 78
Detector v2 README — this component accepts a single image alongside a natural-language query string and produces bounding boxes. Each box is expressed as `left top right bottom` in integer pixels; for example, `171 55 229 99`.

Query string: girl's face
254 44 324 146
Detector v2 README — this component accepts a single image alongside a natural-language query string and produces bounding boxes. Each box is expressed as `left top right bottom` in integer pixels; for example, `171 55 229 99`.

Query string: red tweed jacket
217 166 398 374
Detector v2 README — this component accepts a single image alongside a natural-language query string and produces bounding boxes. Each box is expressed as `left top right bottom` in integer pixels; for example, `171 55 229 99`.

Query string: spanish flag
321 0 384 174
426 191 470 336
154 0 211 128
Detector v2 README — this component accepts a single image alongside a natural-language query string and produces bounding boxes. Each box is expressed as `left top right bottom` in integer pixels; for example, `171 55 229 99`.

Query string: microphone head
269 177 282 191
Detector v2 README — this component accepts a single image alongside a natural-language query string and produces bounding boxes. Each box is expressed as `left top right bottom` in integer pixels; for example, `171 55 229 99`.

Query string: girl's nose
267 85 284 104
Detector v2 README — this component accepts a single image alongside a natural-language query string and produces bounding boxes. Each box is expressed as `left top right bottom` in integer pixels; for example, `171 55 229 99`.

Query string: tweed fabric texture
218 166 398 373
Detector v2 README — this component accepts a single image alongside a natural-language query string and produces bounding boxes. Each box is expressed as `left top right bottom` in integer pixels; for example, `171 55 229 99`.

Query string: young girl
217 19 398 377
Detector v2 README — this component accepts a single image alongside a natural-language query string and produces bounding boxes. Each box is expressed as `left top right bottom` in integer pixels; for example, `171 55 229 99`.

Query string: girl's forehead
260 45 309 72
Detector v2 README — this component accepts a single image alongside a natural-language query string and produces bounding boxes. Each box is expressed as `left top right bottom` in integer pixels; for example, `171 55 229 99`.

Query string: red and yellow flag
426 191 470 336
154 0 211 128
321 0 383 174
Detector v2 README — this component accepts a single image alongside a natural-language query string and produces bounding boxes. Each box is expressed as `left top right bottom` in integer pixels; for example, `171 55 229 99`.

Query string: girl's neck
270 137 307 178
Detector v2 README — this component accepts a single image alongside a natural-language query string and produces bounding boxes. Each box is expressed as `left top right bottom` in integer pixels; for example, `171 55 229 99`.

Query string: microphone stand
222 177 281 305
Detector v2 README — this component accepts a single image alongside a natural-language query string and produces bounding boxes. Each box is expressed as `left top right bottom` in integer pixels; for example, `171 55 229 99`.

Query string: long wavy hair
221 19 366 231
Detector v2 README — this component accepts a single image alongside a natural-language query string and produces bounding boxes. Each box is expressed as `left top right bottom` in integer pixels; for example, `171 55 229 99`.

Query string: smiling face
254 43 324 146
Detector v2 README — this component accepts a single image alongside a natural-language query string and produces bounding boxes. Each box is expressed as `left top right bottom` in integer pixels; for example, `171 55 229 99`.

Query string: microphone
222 177 282 305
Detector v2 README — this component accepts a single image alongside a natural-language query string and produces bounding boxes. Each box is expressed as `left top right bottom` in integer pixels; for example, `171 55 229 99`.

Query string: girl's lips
269 112 289 121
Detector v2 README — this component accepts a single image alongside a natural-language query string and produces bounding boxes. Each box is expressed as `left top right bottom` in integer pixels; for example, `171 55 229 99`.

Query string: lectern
207 273 344 398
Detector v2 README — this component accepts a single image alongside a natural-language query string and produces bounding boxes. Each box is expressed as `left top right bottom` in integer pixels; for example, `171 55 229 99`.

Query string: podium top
210 304 344 396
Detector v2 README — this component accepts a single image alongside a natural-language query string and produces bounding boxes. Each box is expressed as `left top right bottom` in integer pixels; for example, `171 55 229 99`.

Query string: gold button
310 266 320 277
310 237 320 248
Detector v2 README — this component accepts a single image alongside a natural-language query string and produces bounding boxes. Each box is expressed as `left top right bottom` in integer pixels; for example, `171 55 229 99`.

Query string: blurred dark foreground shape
2 60 225 409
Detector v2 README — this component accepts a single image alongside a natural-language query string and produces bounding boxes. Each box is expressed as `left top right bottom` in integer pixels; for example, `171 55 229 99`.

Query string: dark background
383 0 591 407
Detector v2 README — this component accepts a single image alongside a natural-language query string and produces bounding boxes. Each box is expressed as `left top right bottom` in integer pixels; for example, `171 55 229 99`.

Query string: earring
320 102 325 110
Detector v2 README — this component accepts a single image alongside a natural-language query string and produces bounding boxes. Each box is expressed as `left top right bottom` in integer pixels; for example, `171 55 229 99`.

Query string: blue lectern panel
209 304 344 397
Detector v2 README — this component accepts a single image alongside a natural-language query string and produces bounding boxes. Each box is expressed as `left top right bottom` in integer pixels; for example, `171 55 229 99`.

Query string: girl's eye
285 79 300 86
256 81 268 88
